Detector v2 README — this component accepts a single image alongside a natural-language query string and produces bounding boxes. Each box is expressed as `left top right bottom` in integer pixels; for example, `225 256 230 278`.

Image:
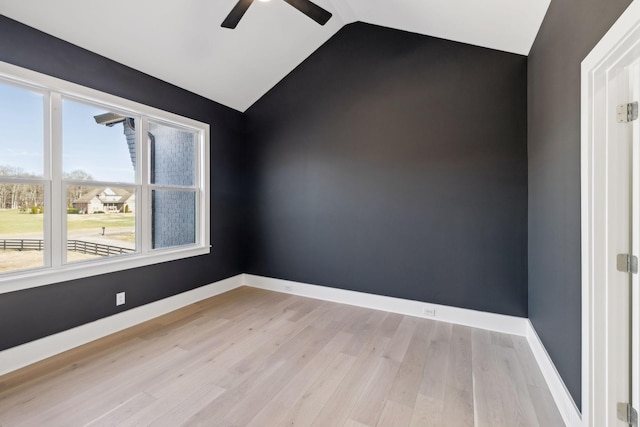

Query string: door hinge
617 254 638 273
618 101 639 123
617 402 638 427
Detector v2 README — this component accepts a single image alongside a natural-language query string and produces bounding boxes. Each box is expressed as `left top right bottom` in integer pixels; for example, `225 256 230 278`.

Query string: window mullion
41 92 52 268
49 92 64 267
140 117 150 253
199 129 208 247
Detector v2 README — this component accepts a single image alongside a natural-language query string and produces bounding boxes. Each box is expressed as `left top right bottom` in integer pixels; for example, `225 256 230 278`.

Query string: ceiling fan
221 0 332 29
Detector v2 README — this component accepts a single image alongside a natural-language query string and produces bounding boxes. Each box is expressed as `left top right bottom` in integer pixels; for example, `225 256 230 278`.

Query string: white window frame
0 61 211 295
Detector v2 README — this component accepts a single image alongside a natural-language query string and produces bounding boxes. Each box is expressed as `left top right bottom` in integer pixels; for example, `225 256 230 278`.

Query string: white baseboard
243 274 529 336
0 274 244 377
526 320 582 427
244 274 581 426
0 271 581 427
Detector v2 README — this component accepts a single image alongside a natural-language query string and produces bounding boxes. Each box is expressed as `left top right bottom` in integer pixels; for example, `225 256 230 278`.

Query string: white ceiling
0 0 550 112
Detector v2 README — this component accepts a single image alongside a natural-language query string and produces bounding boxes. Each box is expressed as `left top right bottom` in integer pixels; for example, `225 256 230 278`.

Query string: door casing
582 2 640 425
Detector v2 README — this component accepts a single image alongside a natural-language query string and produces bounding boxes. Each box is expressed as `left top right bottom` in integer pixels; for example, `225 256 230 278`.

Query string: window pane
66 185 136 262
149 122 195 187
63 99 136 183
0 183 44 273
0 82 44 177
152 190 195 249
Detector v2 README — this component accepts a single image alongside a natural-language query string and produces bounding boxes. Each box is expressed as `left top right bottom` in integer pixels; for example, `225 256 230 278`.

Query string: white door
610 59 640 427
632 60 640 422
607 62 633 426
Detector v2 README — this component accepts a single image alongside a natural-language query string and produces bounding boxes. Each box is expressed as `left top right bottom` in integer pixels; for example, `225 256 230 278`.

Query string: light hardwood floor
0 286 564 427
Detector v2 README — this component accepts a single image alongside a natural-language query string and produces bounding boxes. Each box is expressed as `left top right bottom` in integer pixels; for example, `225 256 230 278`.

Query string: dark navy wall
6 4 628 410
0 16 245 351
244 23 528 317
528 0 633 409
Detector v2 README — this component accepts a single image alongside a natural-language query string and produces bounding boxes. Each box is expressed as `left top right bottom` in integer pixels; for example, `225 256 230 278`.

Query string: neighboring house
72 187 135 214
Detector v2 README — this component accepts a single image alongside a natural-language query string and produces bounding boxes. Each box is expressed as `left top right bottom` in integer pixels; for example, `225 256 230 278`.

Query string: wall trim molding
243 274 528 336
526 320 582 427
0 274 244 377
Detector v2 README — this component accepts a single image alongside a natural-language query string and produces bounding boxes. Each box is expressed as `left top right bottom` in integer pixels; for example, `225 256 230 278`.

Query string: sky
0 83 43 176
0 82 135 182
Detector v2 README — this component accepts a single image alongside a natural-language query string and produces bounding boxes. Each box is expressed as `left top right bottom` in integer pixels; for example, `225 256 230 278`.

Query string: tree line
0 166 93 210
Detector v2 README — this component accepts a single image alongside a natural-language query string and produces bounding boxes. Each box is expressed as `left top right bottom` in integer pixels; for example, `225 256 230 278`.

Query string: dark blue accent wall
528 0 633 409
0 15 245 351
244 23 529 317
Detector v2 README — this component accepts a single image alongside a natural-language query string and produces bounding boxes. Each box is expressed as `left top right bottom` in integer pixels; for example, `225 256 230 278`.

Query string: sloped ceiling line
0 0 550 111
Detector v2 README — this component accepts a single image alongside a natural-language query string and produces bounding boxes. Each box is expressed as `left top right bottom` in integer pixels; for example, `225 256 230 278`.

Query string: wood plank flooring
0 286 565 426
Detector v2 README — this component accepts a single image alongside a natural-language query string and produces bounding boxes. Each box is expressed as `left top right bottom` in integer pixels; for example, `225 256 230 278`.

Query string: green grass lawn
0 209 45 234
0 209 135 235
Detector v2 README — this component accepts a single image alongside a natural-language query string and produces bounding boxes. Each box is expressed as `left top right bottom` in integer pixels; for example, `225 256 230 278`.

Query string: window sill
0 245 211 295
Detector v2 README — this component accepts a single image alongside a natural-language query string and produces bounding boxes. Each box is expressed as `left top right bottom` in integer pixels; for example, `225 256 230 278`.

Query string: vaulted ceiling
0 0 550 111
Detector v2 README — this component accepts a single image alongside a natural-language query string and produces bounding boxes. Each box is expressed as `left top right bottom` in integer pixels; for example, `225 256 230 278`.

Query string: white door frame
582 1 640 426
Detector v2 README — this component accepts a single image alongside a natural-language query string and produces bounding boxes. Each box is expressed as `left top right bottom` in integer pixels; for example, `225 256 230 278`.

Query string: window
62 99 138 263
0 83 46 274
148 121 198 249
0 62 210 293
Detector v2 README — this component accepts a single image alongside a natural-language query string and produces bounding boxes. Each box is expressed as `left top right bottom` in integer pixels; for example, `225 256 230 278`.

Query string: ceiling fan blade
282 0 332 25
221 0 255 29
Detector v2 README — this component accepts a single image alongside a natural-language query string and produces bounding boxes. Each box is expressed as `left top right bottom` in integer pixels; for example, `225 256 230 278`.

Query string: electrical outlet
116 292 126 306
423 306 436 317
284 284 293 292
